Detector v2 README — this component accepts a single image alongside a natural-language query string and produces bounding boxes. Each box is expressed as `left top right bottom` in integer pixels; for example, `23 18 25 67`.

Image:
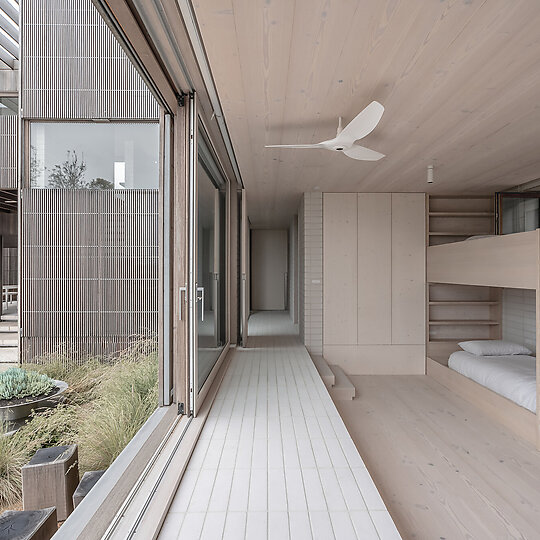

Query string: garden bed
0 339 158 512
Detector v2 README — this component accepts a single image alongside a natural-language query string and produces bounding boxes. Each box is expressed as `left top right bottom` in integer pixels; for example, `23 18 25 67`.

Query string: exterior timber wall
0 115 17 188
21 189 158 361
19 0 160 362
21 0 158 120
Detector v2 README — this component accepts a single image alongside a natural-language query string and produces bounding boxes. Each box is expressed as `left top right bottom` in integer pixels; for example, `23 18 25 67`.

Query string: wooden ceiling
192 0 540 227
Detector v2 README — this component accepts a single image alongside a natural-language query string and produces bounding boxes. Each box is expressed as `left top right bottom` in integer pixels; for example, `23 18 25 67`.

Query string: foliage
48 150 88 189
0 368 56 401
0 427 28 508
0 339 158 511
77 347 158 470
29 355 108 404
29 145 42 187
87 177 114 190
47 150 114 190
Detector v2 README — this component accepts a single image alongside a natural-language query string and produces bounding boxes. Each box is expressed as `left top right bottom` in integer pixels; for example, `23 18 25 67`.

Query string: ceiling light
427 165 434 184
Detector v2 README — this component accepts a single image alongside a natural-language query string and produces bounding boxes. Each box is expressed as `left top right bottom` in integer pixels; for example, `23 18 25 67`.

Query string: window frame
24 119 160 190
496 191 540 234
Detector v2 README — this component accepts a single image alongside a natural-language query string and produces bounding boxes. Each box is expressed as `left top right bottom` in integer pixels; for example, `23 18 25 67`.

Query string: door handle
196 286 205 321
179 286 186 321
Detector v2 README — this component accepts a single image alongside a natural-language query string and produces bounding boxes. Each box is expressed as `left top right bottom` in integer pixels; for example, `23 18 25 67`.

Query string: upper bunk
427 230 539 289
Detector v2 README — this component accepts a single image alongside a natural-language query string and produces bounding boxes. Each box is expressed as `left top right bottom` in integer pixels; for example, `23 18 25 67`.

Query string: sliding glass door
196 161 226 392
187 106 228 415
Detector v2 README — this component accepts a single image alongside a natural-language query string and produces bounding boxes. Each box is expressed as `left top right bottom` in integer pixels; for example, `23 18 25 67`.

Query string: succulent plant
0 368 56 401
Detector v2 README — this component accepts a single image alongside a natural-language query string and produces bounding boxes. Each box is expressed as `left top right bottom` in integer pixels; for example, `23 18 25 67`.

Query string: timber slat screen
0 115 17 189
21 189 158 362
21 0 159 120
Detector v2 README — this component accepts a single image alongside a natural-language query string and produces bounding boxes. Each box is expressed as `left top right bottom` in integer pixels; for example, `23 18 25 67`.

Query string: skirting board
427 357 536 446
322 345 425 375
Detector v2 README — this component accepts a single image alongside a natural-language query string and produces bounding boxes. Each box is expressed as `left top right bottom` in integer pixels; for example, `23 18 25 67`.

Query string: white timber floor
158 311 400 540
335 375 540 540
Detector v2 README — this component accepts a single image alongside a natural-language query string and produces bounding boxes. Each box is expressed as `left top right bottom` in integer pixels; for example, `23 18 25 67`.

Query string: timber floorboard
158 313 400 539
335 375 540 540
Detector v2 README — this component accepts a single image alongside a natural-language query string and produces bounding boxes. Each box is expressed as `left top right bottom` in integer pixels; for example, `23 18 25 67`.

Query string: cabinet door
357 194 392 344
323 194 357 345
392 193 426 344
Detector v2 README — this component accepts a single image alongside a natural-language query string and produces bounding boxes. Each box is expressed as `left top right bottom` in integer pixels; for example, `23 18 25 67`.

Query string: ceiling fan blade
337 101 384 144
343 144 385 161
265 144 323 149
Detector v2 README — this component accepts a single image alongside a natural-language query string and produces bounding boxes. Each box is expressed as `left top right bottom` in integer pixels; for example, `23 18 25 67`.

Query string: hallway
158 312 400 539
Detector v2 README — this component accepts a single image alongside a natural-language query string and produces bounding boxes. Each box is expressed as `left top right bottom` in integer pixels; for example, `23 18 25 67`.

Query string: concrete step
0 348 19 369
310 354 335 387
328 364 356 400
0 333 18 347
0 323 18 333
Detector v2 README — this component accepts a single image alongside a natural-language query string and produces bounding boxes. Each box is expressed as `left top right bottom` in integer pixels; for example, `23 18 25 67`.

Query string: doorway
251 229 288 311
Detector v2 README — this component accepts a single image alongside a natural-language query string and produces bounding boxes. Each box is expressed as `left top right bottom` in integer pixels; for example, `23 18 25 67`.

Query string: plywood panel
357 193 391 344
323 344 425 375
193 0 540 228
392 194 426 344
427 230 538 289
323 193 357 345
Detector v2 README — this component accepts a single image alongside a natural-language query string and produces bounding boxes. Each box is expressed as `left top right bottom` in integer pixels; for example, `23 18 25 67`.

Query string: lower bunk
427 342 537 446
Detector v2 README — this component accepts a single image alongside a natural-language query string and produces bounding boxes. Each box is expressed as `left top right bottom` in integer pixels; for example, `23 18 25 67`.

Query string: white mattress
448 351 537 413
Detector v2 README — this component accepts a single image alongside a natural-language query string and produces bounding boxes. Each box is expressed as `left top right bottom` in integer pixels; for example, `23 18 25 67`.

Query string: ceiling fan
265 101 385 161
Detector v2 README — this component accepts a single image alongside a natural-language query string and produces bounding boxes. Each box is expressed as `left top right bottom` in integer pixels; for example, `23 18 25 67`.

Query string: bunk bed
427 230 539 289
426 230 539 448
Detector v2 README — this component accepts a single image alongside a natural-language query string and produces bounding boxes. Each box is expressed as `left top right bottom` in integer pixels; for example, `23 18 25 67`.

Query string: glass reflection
197 161 226 391
30 122 159 189
0 96 18 116
502 196 540 234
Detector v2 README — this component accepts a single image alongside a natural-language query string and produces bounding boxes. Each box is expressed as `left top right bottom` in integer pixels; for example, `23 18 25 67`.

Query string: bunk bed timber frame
426 229 540 449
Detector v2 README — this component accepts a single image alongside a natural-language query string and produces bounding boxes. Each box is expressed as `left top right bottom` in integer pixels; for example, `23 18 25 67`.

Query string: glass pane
197 161 226 391
502 196 540 234
30 123 159 189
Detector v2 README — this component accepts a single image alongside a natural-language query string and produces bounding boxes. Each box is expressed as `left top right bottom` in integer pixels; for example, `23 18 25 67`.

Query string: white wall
323 193 426 375
251 229 288 311
502 288 536 351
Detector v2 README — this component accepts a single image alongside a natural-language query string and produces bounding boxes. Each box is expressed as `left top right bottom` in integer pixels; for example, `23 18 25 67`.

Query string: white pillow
458 340 532 356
